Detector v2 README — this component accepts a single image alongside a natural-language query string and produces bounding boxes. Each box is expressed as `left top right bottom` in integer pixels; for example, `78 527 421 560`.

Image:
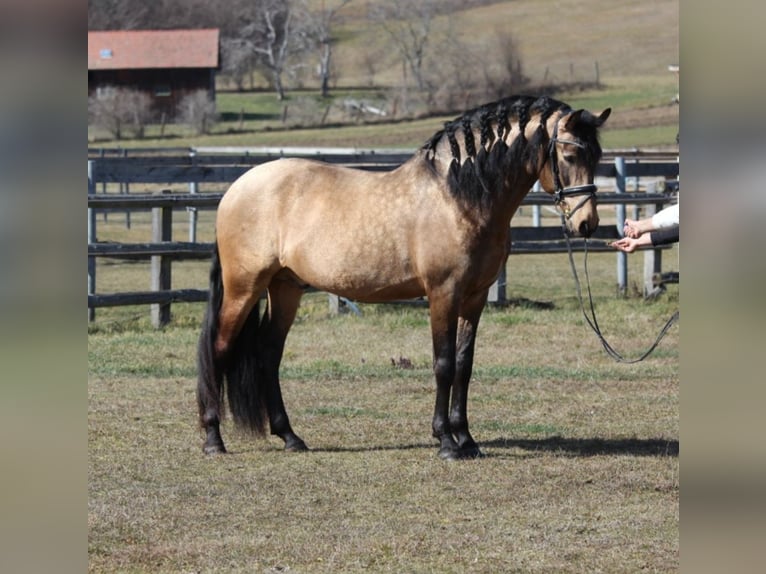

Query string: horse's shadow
307 436 678 458
480 436 678 458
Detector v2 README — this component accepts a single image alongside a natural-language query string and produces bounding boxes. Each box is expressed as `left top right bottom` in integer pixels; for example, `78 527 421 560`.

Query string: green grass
89 85 679 150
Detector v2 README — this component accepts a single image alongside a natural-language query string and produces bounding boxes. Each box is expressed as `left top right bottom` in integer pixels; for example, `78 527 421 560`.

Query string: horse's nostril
579 221 591 237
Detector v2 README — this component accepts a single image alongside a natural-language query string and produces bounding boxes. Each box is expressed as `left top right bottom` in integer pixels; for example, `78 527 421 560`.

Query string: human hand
623 218 646 238
610 237 640 253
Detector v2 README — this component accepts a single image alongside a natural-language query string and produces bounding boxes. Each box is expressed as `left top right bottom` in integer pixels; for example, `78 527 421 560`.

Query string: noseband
547 113 597 219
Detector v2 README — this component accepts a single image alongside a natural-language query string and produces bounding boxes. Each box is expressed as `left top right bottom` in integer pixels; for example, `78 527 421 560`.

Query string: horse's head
538 107 611 237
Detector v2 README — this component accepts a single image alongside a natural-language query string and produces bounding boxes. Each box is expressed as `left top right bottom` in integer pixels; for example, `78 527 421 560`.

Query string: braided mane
421 95 572 208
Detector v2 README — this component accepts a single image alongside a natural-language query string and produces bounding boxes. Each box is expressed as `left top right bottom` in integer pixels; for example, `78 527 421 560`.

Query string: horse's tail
197 244 226 429
196 243 268 436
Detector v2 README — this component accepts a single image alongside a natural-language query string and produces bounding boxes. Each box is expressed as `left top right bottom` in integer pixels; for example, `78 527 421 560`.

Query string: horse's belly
286 260 426 302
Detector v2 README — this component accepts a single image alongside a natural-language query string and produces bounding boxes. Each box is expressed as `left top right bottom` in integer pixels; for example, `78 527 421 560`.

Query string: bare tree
88 0 152 30
481 29 529 100
220 37 257 91
234 0 302 100
301 0 353 97
368 0 441 92
89 0 221 30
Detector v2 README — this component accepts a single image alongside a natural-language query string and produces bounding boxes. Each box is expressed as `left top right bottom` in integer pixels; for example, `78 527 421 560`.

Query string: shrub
177 91 219 135
88 87 154 140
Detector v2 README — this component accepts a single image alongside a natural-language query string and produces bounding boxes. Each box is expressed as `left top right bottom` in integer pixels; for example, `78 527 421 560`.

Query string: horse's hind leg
259 278 308 452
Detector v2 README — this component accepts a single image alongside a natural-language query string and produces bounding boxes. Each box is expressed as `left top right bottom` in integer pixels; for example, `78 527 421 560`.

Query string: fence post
614 156 627 294
151 189 173 328
642 199 663 297
88 160 97 322
488 265 507 305
189 149 198 243
122 148 131 229
532 180 542 227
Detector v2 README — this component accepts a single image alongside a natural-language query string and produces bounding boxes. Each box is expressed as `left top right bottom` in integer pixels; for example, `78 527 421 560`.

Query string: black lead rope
561 218 679 363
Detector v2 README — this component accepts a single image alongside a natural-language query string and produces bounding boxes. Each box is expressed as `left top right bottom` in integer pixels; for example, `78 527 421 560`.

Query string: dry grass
89 245 678 572
88 3 679 567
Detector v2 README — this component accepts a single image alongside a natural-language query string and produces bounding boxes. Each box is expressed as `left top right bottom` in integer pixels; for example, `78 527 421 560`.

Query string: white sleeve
651 203 679 229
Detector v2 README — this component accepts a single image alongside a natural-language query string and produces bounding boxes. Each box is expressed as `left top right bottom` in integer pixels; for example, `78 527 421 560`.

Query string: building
88 29 220 118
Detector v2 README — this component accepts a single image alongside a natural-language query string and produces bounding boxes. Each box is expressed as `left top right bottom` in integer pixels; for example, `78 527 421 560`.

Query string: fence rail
88 151 678 326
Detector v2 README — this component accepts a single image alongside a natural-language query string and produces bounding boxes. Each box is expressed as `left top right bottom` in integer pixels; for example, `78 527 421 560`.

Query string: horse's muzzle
578 220 598 238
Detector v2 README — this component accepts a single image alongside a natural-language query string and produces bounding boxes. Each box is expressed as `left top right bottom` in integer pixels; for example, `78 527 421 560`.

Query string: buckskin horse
197 95 610 460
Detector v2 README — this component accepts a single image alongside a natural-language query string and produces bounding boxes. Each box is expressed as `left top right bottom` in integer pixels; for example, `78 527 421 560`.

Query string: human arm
611 224 679 253
623 203 679 238
650 204 679 229
648 224 679 246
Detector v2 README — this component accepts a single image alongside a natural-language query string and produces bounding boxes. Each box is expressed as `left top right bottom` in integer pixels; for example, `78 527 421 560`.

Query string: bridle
547 112 597 220
549 112 679 362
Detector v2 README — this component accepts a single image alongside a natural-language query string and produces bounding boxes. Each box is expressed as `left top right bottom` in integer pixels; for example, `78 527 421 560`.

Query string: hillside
333 0 678 87
89 0 679 149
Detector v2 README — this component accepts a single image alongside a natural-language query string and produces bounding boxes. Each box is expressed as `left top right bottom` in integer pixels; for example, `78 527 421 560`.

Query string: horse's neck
419 121 548 220
496 175 539 225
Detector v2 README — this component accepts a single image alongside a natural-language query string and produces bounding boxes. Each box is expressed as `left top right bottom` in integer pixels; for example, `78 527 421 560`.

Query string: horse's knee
432 356 455 384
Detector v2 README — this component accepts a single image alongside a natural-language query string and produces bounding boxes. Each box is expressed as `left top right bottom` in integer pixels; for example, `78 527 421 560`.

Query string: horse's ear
565 108 611 130
564 109 584 131
595 107 611 126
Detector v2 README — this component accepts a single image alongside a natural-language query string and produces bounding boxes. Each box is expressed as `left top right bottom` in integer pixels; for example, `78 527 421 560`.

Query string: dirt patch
606 103 679 130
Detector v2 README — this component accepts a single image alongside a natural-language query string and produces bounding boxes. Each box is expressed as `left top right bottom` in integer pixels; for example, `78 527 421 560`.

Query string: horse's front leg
428 294 461 460
449 290 489 459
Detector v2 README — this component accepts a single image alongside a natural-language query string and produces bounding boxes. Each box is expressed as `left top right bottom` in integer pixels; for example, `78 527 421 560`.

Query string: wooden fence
88 149 678 326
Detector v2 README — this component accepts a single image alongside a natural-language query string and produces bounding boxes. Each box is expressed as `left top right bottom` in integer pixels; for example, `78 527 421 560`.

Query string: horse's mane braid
479 110 493 149
424 95 567 162
461 116 476 158
514 99 530 137
496 104 509 140
445 126 461 164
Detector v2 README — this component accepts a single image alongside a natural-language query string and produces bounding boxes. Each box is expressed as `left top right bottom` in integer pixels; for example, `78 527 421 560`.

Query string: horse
197 95 611 460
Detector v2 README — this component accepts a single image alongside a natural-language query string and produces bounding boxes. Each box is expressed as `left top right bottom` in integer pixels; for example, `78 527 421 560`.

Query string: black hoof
203 442 227 455
459 444 484 459
284 437 309 452
438 446 460 461
438 445 483 460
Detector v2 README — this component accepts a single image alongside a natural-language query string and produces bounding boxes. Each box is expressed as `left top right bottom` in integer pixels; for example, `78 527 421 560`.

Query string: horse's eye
563 154 577 164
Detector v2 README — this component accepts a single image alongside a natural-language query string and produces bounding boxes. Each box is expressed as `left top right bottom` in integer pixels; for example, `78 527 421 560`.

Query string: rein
560 217 679 363
547 111 678 362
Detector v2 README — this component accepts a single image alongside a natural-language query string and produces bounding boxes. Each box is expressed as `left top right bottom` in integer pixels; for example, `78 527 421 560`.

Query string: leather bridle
550 112 679 362
547 112 597 219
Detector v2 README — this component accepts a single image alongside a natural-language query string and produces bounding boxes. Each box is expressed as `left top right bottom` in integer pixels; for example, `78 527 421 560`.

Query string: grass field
89 3 679 569
89 210 679 571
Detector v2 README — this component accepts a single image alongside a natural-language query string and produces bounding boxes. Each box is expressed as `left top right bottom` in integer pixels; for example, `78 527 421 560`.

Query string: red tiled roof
88 29 219 70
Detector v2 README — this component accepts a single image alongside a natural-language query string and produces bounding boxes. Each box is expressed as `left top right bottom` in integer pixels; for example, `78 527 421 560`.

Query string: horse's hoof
459 444 484 459
203 442 227 455
438 445 483 460
284 438 309 452
438 446 460 461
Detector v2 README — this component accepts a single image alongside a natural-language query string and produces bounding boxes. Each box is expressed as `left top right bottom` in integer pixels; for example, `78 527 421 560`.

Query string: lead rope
561 218 679 363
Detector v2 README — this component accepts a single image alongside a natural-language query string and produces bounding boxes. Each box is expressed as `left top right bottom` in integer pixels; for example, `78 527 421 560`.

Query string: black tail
196 243 268 435
197 244 225 429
